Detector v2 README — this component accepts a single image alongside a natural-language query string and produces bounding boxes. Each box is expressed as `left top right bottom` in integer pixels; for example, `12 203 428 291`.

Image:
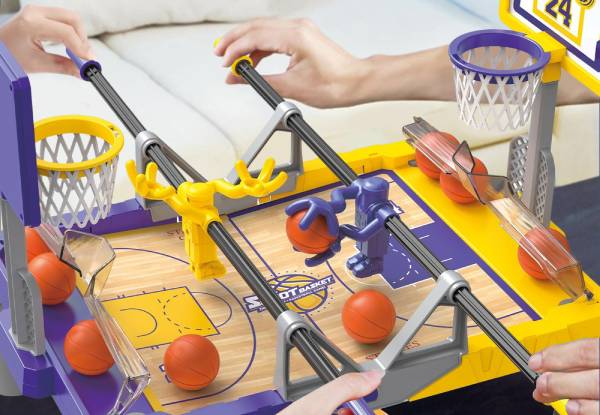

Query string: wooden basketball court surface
100 171 534 415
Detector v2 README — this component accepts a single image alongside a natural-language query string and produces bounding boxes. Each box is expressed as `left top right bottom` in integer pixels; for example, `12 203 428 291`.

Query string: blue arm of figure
304 238 342 267
340 203 396 242
285 197 339 237
285 183 360 237
329 183 360 213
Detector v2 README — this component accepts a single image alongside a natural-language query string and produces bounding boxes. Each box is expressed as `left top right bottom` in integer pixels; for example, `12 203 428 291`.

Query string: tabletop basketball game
0 1 599 414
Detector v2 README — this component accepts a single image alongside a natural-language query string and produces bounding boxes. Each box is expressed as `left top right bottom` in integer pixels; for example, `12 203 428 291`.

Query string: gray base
0 349 20 396
273 271 470 409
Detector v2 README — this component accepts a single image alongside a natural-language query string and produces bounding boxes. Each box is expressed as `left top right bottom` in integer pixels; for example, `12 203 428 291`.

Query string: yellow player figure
126 158 287 280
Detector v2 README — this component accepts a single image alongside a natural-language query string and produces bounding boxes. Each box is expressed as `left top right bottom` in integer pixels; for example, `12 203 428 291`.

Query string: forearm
556 71 599 105
350 46 456 104
349 45 598 106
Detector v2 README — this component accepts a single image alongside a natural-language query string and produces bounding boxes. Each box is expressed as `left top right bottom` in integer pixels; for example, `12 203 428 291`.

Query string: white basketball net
37 133 119 229
453 46 544 131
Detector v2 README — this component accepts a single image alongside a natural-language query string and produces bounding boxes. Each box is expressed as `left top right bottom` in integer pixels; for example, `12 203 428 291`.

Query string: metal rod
237 60 357 184
235 59 538 383
79 63 362 401
207 222 341 382
86 67 145 137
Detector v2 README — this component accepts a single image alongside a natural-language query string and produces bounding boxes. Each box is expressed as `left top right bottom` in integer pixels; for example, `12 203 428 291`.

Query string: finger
566 399 600 415
214 21 257 56
38 6 88 42
249 50 273 67
529 339 600 372
214 18 287 56
533 370 600 403
222 27 293 67
278 371 383 415
30 52 79 76
36 18 91 60
225 72 245 85
262 73 295 100
235 160 251 181
224 50 274 85
285 199 310 216
258 158 275 182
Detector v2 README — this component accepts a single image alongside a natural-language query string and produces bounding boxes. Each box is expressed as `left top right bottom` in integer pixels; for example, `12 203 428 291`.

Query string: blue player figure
286 177 396 278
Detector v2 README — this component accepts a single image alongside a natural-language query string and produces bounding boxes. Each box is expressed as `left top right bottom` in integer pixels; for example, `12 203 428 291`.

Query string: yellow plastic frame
263 141 600 414
499 0 600 95
111 141 598 414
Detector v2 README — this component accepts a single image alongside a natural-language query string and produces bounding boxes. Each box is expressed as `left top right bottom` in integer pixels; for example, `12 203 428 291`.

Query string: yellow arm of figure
213 158 288 199
126 160 177 200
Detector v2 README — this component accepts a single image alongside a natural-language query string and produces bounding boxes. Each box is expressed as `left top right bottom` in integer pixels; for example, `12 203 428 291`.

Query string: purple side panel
85 199 177 235
0 42 40 226
0 261 155 413
187 390 287 415
42 285 155 415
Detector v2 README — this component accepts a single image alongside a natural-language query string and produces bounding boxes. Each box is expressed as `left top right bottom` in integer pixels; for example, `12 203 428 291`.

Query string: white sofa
2 0 598 203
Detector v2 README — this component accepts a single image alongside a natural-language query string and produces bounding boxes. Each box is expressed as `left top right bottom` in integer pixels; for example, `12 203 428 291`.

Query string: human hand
278 371 383 415
529 338 599 415
214 18 367 108
0 5 92 76
285 197 339 238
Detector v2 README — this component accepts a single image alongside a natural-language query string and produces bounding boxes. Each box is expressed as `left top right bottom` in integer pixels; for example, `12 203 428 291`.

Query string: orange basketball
440 157 488 204
517 228 571 280
29 252 76 305
64 320 114 376
342 290 396 344
415 132 459 180
286 210 337 254
164 334 220 391
25 227 50 262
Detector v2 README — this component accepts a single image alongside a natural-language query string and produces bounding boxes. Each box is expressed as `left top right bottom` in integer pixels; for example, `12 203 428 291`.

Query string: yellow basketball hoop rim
35 115 124 175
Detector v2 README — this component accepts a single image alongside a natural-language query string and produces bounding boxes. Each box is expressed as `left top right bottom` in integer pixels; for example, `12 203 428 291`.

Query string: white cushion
99 14 521 163
21 0 312 36
30 40 237 203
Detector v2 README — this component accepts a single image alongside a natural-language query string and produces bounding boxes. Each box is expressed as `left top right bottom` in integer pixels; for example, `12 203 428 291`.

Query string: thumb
262 73 293 98
34 53 80 77
279 371 383 415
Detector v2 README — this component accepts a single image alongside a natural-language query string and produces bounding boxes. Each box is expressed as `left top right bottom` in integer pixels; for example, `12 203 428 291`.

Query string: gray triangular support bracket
274 310 362 401
362 270 469 408
0 199 45 356
134 130 207 221
226 101 303 195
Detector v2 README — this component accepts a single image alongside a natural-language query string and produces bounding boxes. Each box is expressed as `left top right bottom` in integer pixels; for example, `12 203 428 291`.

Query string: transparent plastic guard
59 230 150 415
404 118 591 301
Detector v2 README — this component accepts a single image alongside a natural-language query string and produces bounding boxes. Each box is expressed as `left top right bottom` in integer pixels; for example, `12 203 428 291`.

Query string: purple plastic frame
0 42 41 226
449 29 550 82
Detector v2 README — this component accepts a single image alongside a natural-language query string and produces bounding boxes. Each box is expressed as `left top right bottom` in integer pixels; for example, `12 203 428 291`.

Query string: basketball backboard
500 0 600 95
0 42 40 226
